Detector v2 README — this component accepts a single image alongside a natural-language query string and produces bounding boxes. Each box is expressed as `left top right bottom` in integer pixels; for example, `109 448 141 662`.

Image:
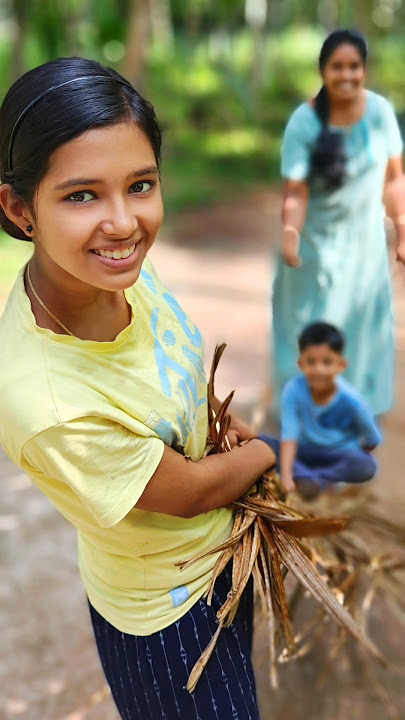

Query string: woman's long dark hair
0 57 162 241
311 29 368 189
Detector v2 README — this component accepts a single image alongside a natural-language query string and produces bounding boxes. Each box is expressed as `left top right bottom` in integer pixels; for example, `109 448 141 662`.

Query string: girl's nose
100 199 137 238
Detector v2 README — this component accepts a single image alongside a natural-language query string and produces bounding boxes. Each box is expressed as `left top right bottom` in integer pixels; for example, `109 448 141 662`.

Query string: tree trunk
245 0 268 104
63 3 84 56
11 0 29 79
120 0 152 90
149 0 173 52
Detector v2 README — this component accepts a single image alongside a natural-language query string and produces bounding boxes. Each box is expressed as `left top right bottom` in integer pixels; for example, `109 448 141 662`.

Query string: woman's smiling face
30 121 164 292
321 42 365 103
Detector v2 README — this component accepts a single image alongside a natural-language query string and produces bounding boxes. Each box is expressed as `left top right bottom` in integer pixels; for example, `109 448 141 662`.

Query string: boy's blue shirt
281 375 382 450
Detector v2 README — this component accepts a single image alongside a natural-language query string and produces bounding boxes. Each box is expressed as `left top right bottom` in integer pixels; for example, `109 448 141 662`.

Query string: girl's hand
211 395 256 448
227 415 256 448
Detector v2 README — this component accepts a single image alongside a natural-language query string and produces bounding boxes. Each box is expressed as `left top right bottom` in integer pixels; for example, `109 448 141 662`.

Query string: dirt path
1 189 404 719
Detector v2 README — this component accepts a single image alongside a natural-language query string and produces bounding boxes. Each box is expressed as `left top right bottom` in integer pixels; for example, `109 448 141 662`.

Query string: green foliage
145 26 323 210
372 33 405 114
0 3 404 216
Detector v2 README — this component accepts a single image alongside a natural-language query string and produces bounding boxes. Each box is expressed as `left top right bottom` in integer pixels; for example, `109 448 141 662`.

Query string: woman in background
272 28 405 415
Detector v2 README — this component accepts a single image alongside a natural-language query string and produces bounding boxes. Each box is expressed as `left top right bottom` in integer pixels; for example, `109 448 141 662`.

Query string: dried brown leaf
271 525 385 665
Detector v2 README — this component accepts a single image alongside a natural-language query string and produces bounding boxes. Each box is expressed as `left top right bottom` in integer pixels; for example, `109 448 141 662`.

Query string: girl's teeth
97 244 136 260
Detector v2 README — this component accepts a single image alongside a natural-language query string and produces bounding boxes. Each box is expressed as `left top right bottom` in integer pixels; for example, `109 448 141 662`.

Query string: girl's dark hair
298 321 345 354
311 29 367 189
0 57 162 241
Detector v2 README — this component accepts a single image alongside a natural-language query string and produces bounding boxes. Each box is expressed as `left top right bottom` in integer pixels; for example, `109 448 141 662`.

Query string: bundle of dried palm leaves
277 487 405 720
288 484 405 654
177 345 405 695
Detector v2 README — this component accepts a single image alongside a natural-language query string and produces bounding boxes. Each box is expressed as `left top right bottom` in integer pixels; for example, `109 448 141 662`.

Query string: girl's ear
0 184 35 236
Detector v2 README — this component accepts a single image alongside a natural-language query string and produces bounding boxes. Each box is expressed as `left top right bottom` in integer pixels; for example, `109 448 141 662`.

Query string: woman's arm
383 156 405 264
281 180 309 268
135 439 275 518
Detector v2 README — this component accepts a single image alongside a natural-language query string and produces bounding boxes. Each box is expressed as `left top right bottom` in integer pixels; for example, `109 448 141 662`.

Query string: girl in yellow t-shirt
0 58 274 719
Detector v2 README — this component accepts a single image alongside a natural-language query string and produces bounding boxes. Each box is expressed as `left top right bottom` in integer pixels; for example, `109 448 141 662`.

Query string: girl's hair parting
311 29 367 190
0 57 162 241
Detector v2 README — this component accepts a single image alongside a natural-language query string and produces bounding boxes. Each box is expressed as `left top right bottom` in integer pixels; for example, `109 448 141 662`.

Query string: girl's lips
91 241 141 269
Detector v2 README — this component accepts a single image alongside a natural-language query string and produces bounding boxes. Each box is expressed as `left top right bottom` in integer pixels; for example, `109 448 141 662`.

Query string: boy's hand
281 473 296 493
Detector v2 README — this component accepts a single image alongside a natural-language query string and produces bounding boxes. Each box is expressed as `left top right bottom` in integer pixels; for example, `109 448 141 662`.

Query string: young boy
266 322 382 497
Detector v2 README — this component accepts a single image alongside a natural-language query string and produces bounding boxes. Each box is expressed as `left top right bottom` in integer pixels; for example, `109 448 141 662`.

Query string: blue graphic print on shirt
142 270 207 449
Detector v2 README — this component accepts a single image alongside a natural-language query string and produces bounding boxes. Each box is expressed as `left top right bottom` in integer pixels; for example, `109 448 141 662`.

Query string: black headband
7 74 132 172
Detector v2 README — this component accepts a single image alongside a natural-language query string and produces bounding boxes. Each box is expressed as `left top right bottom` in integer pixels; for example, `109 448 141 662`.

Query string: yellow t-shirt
0 257 233 635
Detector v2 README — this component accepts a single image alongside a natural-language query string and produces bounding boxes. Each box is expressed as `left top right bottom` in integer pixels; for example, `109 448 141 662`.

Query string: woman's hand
396 241 405 265
282 246 302 268
282 226 302 268
281 179 308 267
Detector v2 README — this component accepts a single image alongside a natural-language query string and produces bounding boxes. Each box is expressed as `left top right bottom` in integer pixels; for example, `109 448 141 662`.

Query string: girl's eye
130 181 154 194
66 190 95 203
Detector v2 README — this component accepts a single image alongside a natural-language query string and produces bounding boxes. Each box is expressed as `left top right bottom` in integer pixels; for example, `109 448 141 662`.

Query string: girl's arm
383 156 405 264
135 439 275 518
210 394 256 447
281 180 309 268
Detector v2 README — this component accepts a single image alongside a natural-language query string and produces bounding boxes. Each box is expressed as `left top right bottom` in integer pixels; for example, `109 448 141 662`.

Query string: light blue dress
272 90 403 415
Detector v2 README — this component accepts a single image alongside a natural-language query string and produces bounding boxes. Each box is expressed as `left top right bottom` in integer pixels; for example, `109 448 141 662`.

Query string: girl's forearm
136 439 275 518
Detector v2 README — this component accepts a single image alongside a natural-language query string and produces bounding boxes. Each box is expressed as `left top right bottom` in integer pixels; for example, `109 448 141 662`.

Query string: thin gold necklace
26 263 75 337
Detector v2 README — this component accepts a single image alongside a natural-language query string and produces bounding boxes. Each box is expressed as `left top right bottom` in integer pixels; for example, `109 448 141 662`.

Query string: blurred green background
0 0 404 284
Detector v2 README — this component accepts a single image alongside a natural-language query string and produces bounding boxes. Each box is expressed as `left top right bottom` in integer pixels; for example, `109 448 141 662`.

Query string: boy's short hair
298 321 345 353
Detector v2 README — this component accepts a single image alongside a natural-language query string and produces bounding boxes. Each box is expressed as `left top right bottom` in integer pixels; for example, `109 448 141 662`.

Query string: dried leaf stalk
177 344 404 699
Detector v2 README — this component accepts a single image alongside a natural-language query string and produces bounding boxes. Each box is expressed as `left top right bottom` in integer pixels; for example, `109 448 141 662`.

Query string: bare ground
1 188 404 720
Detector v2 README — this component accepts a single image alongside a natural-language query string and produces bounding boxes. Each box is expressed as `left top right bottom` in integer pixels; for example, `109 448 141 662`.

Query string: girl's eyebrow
52 166 159 191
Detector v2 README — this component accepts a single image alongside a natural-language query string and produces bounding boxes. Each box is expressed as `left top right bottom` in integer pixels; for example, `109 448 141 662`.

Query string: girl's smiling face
30 121 163 292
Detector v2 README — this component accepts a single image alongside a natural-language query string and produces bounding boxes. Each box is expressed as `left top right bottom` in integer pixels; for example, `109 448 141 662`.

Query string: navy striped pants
88 565 260 719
